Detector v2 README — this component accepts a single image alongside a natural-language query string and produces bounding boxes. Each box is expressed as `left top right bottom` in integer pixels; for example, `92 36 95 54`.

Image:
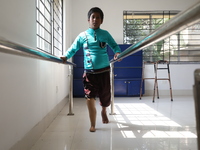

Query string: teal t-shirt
64 28 121 70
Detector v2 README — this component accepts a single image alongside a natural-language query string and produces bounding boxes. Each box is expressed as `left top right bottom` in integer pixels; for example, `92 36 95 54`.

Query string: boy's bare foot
101 111 109 124
90 126 96 132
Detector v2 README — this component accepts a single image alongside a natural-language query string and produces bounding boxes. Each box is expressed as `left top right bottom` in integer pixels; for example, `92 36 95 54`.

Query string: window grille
123 11 200 63
36 0 63 56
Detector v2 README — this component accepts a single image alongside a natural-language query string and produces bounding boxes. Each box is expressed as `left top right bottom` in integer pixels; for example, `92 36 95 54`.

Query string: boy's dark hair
88 7 104 20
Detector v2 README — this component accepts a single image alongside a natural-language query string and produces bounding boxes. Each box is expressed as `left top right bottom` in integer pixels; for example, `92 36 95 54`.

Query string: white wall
144 64 199 96
0 0 71 150
71 0 200 95
63 0 72 50
71 0 199 43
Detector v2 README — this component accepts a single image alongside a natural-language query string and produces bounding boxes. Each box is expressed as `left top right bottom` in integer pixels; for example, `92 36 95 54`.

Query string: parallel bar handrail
109 1 200 114
110 1 200 63
0 37 76 66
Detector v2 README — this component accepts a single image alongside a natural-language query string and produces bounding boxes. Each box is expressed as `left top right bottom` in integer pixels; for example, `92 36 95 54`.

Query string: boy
61 7 121 132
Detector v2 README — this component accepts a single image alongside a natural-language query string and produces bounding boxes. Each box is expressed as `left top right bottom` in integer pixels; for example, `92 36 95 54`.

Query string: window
123 11 200 63
36 0 63 57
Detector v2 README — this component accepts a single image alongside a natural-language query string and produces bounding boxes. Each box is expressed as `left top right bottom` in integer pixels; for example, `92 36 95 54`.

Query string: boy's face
88 12 103 29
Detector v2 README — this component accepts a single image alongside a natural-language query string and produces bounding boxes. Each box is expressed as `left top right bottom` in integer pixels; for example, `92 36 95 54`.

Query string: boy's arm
60 33 83 63
106 31 121 61
106 31 121 53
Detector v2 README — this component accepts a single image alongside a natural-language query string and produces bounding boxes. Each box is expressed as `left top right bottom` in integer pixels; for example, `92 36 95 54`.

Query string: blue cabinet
73 44 144 97
73 79 84 97
114 79 127 95
114 79 144 96
109 44 144 97
72 48 84 97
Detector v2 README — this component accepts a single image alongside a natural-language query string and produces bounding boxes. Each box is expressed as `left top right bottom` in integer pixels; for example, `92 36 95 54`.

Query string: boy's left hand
114 53 122 62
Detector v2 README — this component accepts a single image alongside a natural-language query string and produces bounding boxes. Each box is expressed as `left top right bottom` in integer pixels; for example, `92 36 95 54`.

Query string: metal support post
110 63 116 115
193 69 200 150
68 65 74 115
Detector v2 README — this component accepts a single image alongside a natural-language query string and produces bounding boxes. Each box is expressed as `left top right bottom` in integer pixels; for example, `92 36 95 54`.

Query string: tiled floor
31 96 198 150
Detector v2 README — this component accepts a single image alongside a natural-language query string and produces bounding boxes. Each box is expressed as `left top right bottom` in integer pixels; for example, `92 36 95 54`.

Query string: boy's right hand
60 56 67 63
